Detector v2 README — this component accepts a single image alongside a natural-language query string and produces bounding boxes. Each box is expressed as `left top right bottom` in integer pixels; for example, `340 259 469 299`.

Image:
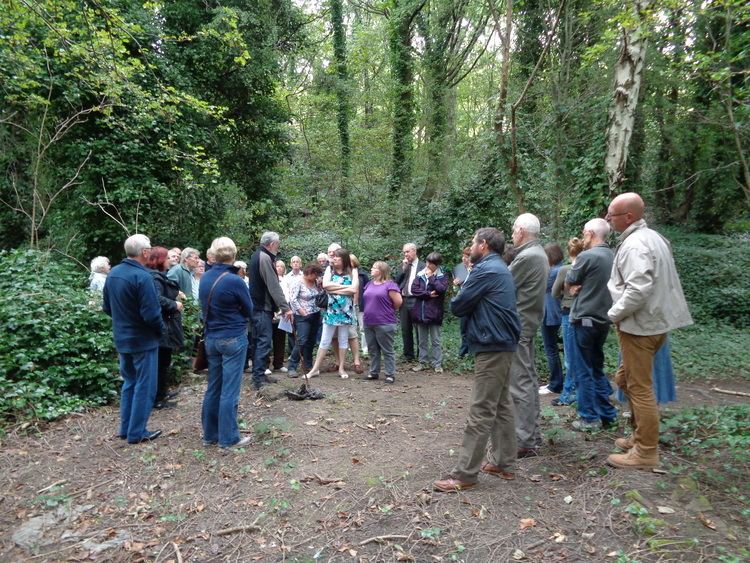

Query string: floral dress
324 272 354 326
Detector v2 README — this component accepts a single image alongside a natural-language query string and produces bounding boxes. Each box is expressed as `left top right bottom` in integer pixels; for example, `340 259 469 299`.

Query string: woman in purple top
363 261 403 384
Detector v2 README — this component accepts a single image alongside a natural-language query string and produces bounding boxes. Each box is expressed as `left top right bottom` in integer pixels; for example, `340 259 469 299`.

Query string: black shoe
263 374 279 384
364 373 379 380
385 376 395 384
128 430 162 444
165 390 179 400
551 398 571 407
517 448 538 459
153 400 177 410
601 418 618 430
116 434 127 440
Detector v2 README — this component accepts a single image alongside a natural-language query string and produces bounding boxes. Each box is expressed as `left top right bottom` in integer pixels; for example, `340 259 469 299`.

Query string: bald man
605 193 692 469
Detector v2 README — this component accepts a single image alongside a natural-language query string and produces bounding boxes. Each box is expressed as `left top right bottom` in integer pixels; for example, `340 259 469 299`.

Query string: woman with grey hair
199 237 254 449
89 256 111 292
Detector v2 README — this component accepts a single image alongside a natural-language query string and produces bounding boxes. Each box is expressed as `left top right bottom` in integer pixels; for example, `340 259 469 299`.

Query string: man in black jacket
248 231 292 390
394 242 424 362
433 228 521 493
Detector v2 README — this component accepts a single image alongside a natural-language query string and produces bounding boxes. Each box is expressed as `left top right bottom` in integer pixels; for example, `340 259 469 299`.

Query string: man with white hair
103 234 164 444
508 213 549 458
564 218 617 432
605 193 692 469
168 247 200 297
248 231 293 390
285 256 303 281
395 242 425 362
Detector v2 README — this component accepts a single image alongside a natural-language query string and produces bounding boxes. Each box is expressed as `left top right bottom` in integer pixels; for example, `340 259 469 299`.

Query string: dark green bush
0 249 119 422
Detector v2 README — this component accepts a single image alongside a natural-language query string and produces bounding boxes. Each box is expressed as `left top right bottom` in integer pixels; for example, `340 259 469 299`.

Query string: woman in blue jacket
410 252 449 373
199 237 254 449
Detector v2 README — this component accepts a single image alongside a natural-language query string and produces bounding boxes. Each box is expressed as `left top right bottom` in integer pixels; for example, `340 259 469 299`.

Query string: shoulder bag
193 272 230 371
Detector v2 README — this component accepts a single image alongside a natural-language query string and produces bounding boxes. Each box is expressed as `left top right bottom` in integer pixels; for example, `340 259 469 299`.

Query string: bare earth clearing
1 367 749 562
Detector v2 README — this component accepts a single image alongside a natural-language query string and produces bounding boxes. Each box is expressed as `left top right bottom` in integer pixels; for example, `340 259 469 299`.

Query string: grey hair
124 234 151 257
403 242 417 252
513 213 541 236
584 218 610 239
233 260 247 270
327 242 342 253
211 237 237 263
181 247 199 263
260 231 280 246
90 256 110 273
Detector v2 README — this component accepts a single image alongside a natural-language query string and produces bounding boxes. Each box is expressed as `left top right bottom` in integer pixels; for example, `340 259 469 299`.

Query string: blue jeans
119 348 158 442
202 333 248 447
572 323 617 423
251 310 274 388
288 312 320 371
558 314 577 404
541 323 563 393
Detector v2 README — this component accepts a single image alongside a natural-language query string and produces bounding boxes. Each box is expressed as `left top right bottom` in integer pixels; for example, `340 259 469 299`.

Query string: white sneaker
538 385 553 395
264 369 272 376
224 436 252 449
277 367 288 373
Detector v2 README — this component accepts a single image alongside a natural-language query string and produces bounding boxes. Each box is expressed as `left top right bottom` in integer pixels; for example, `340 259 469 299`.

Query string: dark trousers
541 323 563 393
251 310 274 388
156 347 172 402
272 324 286 369
399 296 418 360
288 312 320 371
573 322 617 423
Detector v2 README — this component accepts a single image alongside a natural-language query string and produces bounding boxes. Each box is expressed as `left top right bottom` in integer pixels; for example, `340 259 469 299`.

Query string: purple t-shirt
363 280 400 326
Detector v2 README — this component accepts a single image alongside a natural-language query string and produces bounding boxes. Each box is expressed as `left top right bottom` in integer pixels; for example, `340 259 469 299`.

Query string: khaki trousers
614 330 667 457
452 351 517 482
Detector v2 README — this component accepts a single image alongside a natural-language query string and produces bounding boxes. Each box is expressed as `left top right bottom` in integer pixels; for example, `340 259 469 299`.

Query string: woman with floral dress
304 248 358 380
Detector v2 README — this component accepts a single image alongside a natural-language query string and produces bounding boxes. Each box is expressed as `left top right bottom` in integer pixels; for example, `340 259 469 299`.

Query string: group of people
98 192 692 485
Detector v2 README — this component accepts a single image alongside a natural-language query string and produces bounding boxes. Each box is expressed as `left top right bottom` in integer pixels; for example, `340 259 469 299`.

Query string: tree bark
605 0 649 195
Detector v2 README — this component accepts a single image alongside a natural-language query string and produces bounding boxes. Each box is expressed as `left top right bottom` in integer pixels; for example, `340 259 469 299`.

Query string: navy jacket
103 259 164 353
150 270 184 351
410 268 449 325
450 252 521 353
199 263 254 339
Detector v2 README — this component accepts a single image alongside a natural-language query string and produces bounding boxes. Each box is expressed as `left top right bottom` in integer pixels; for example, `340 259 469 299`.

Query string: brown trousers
452 351 517 481
614 330 667 457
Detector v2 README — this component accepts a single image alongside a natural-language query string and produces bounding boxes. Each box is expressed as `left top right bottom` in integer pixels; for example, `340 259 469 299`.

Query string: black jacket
395 259 425 296
150 270 185 351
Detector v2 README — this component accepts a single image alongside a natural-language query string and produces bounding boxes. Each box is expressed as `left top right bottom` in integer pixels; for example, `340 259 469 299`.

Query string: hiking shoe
480 461 515 480
434 366 444 373
572 419 600 432
433 476 477 493
551 398 571 407
606 449 659 469
287 369 299 378
615 435 635 452
412 364 426 372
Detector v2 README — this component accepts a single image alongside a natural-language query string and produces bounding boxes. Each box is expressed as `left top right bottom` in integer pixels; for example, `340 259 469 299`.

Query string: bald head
608 192 644 233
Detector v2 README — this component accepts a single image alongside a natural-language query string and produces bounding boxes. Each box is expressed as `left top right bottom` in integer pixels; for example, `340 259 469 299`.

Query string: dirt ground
1 365 749 562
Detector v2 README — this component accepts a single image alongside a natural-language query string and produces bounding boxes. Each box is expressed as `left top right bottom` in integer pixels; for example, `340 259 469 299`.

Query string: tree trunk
330 0 351 197
605 0 649 195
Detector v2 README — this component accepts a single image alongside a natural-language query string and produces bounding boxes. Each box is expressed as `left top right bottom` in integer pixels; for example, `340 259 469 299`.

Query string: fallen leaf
471 506 488 520
351 458 360 464
563 495 573 504
348 549 357 557
581 532 594 539
304 420 318 426
584 544 596 555
657 506 675 514
519 518 536 530
549 473 566 481
699 513 716 531
512 548 525 560
607 551 619 557
552 532 566 543
529 474 542 482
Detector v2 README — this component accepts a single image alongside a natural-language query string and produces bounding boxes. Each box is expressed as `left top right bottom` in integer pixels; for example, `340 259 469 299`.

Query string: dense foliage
0 249 118 422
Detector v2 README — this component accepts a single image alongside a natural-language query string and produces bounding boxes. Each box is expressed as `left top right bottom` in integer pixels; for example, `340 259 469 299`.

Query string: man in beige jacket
606 193 693 469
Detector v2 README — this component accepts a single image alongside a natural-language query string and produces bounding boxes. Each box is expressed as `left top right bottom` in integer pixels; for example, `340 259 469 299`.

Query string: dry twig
359 534 410 546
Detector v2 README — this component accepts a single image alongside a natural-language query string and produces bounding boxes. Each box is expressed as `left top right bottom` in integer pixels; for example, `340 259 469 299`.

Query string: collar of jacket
616 218 647 243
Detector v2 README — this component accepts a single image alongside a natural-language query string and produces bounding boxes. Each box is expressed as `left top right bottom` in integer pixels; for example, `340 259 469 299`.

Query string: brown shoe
480 461 515 480
433 477 477 493
325 363 339 373
517 448 538 459
354 363 364 375
606 450 659 470
615 435 635 452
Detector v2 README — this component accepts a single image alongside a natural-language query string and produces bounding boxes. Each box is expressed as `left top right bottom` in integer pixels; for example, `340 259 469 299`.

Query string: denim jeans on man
251 310 274 388
287 312 320 372
202 333 248 447
119 349 158 442
557 313 577 404
572 322 617 423
541 323 563 392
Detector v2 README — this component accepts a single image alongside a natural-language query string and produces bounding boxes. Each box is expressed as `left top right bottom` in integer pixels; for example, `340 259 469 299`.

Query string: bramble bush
0 249 119 423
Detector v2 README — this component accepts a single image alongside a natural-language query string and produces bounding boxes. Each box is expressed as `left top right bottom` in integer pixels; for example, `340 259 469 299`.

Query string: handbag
192 272 230 371
314 290 328 310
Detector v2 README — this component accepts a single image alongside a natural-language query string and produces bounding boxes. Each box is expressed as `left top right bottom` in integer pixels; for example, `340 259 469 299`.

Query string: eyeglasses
606 212 628 218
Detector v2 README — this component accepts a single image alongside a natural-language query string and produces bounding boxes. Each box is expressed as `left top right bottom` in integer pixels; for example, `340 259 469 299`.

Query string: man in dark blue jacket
103 234 164 444
434 228 521 493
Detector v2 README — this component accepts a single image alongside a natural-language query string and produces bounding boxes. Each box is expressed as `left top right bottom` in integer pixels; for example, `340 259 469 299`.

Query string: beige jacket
608 220 693 335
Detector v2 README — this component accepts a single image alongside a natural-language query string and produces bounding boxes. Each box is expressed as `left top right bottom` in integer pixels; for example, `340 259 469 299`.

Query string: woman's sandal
303 370 320 380
354 363 363 374
339 372 349 379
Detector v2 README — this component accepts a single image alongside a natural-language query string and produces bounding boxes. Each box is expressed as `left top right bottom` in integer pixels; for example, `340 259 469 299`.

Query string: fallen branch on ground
359 534 409 546
711 387 750 398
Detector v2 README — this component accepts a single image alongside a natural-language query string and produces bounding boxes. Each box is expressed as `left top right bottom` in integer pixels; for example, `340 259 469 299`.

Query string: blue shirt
103 259 164 353
543 263 563 326
199 263 254 339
